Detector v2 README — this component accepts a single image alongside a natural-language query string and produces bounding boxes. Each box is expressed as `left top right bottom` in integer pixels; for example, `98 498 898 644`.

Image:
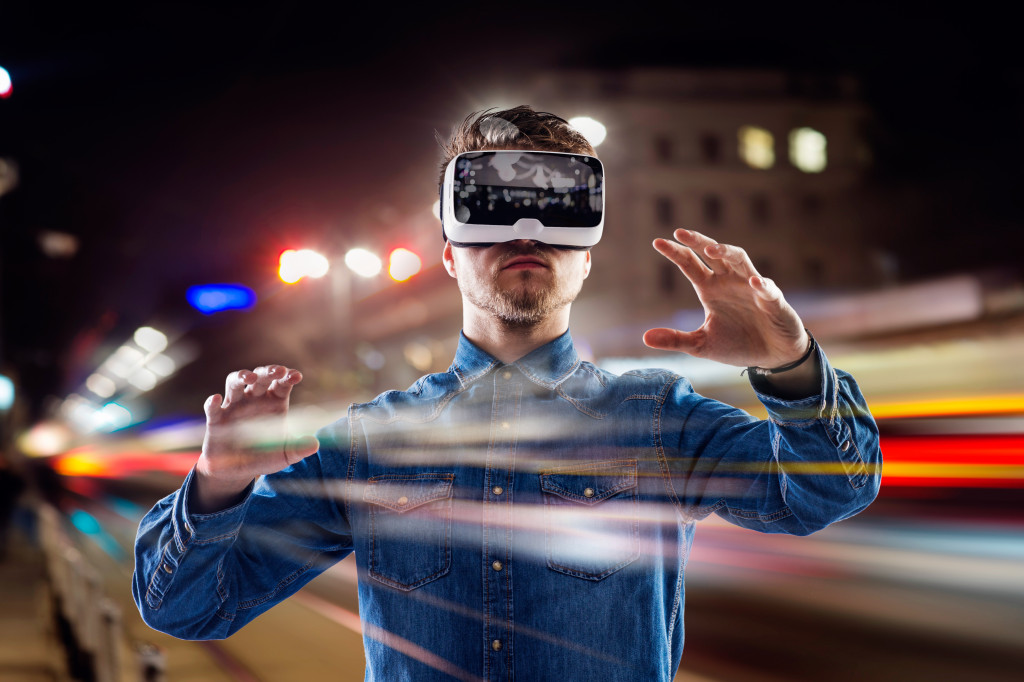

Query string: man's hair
437 105 597 188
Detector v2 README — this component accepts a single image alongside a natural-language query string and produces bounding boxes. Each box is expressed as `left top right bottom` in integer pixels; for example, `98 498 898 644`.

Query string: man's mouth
502 254 548 270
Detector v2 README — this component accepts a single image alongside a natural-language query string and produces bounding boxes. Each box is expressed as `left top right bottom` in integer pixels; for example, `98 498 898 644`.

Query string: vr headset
440 150 605 249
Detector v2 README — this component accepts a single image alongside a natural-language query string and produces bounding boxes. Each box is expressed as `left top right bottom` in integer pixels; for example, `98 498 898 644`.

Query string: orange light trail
869 394 1024 419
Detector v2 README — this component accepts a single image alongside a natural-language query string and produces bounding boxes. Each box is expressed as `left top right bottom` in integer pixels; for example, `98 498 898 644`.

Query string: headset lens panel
451 152 603 228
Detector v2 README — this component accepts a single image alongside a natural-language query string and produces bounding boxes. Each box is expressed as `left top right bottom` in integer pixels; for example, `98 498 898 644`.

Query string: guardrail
37 503 166 682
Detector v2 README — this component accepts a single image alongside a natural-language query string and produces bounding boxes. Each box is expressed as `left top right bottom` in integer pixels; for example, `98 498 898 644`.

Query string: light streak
879 434 1024 487
292 591 483 681
871 394 1024 419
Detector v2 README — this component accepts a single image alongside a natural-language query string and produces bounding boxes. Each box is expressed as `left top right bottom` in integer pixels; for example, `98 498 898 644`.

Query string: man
134 106 881 681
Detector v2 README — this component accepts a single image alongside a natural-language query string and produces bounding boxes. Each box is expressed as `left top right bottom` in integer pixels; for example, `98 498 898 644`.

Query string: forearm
671 347 881 534
133 446 355 640
132 472 250 639
753 352 882 533
189 468 254 514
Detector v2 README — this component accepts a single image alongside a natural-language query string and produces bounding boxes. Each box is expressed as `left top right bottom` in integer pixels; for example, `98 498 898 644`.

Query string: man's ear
582 249 592 279
442 240 457 278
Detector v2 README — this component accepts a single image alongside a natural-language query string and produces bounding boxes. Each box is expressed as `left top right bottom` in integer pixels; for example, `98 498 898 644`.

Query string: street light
279 249 330 283
0 65 11 99
568 116 607 147
344 248 383 278
388 248 422 282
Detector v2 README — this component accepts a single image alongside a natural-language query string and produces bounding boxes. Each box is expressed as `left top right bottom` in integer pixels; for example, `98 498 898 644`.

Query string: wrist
746 330 816 377
190 468 253 514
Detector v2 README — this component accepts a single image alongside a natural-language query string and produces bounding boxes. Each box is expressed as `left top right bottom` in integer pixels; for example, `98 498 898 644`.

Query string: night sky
2 5 1022 418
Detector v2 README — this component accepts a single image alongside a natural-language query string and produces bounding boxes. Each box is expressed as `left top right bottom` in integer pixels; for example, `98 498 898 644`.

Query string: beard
460 247 583 328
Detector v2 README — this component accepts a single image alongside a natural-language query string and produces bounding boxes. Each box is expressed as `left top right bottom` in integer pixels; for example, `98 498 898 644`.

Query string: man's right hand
191 365 320 513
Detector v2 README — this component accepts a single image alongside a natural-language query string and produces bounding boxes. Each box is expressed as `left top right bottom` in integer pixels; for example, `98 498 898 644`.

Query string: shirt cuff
177 467 254 543
748 344 831 423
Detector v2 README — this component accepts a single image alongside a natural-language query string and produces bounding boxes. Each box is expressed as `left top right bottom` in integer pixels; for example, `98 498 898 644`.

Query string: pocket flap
540 459 637 505
364 474 454 513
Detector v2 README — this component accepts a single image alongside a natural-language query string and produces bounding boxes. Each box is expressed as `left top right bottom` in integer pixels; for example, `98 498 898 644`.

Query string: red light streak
879 434 1024 488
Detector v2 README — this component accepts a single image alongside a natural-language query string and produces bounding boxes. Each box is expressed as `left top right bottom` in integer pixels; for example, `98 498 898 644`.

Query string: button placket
483 367 518 679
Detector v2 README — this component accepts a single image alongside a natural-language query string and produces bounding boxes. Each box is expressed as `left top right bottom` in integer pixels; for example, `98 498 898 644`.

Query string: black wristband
745 330 816 377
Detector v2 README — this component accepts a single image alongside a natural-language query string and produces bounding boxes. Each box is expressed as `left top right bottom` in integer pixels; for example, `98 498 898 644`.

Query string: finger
751 275 782 304
642 327 705 357
672 228 719 255
282 434 320 467
703 242 759 278
653 238 713 282
224 370 255 406
247 365 285 398
204 394 223 424
269 369 303 399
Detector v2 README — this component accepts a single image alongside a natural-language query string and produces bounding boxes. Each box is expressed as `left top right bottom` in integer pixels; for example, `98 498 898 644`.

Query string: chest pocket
539 459 639 581
363 473 454 591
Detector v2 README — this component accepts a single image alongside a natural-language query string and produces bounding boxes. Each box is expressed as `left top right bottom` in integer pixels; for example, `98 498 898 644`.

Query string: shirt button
397 496 409 506
492 560 503 571
501 421 510 430
492 486 503 495
161 564 173 574
840 441 851 452
502 370 512 380
583 487 595 498
492 639 502 651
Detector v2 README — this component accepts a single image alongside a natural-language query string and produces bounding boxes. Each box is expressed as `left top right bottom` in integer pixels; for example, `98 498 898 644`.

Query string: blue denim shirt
134 331 881 681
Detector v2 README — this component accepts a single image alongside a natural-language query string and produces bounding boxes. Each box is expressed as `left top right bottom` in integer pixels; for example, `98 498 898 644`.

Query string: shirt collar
451 330 581 390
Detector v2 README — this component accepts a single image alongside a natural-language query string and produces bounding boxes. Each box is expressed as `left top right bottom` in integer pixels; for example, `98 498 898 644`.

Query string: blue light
0 374 13 411
187 284 257 314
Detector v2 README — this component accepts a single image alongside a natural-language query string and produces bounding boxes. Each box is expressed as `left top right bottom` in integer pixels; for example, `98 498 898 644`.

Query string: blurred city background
1 6 1022 682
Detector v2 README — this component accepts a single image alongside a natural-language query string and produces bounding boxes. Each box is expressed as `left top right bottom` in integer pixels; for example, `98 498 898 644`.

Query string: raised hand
192 365 319 512
643 229 809 369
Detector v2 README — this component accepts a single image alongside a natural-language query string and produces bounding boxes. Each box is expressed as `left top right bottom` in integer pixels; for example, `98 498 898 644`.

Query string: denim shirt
133 331 881 681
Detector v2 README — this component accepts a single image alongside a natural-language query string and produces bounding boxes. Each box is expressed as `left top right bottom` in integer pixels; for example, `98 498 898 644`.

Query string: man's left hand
643 228 809 369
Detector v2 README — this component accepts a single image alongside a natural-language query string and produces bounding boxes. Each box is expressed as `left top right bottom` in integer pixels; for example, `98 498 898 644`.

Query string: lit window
789 127 827 173
738 126 775 169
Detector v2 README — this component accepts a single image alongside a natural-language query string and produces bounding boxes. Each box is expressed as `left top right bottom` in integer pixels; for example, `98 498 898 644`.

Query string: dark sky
2 5 1022 416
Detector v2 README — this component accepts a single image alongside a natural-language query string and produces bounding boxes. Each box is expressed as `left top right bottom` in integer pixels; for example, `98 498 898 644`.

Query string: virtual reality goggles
441 150 605 249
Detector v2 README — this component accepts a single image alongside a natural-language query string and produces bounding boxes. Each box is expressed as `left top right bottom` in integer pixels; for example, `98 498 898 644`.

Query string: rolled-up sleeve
664 345 882 535
132 420 354 640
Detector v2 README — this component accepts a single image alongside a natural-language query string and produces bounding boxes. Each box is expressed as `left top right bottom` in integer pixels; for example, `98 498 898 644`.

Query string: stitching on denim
624 393 660 401
237 556 318 609
842 433 870 490
655 377 685 517
367 474 454 592
827 366 840 426
773 431 788 502
578 361 608 388
666 537 686 656
216 558 227 603
517 355 582 390
345 405 359 526
542 461 640 580
694 498 793 523
726 505 793 522
767 416 818 428
553 385 605 418
359 365 497 425
191 530 239 545
538 458 637 476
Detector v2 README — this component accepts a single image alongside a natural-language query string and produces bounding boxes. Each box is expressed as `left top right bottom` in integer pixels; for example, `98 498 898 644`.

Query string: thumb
284 435 320 466
643 328 702 355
